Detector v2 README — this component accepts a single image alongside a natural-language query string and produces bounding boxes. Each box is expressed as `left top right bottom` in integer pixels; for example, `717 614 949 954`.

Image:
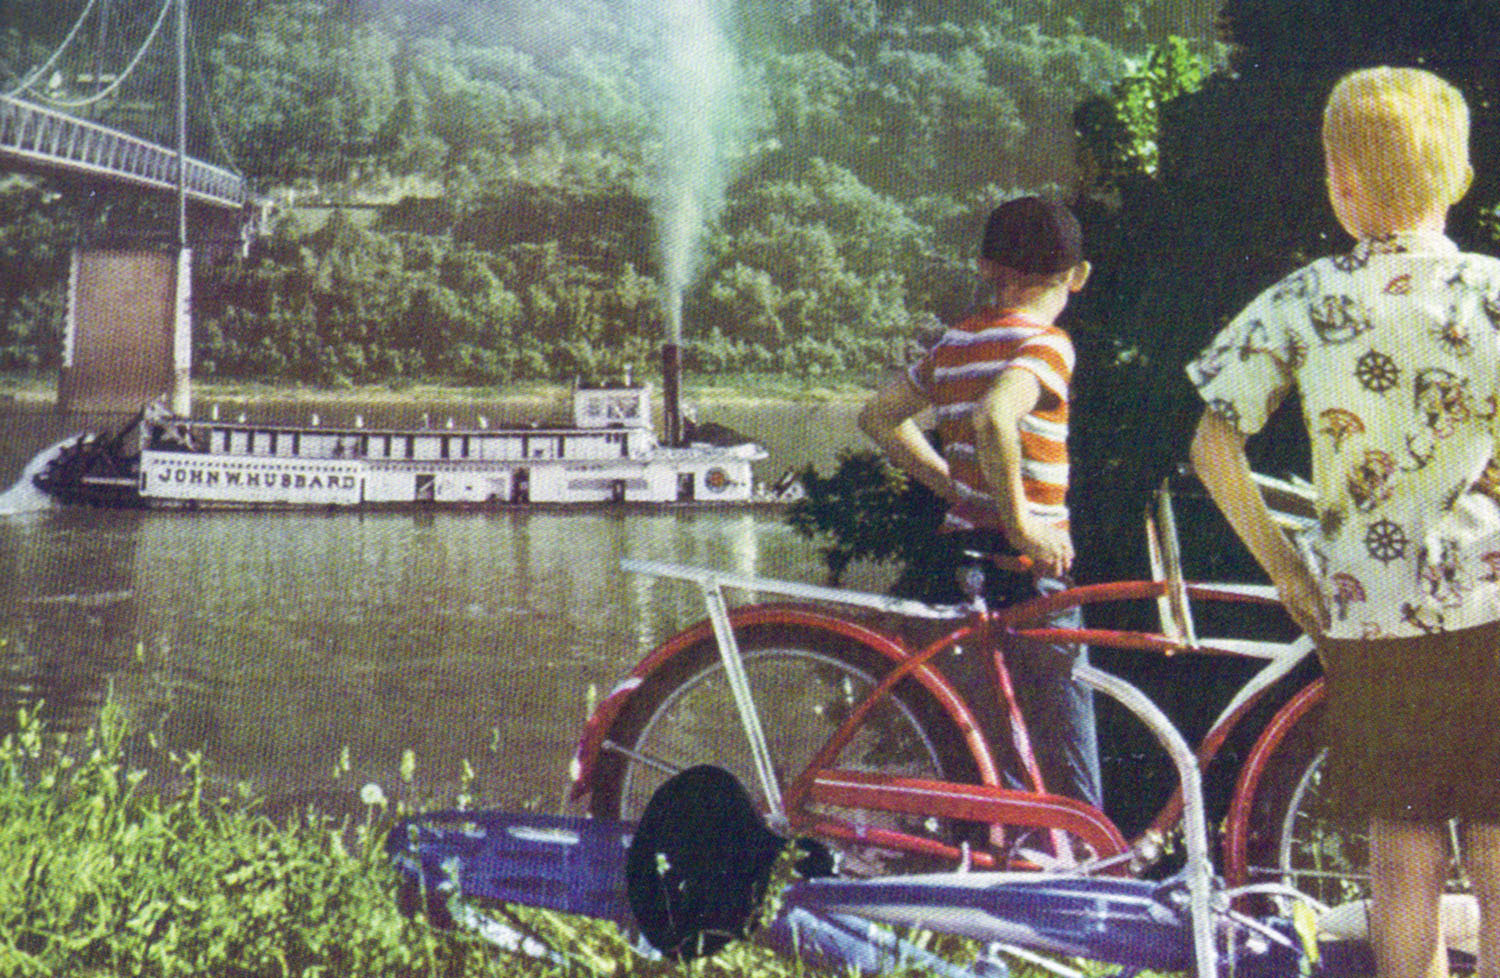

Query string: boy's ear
1068 261 1092 293
1457 163 1475 202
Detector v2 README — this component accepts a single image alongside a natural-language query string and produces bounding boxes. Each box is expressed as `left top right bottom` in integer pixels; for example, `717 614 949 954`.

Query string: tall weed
0 702 1062 978
0 701 496 977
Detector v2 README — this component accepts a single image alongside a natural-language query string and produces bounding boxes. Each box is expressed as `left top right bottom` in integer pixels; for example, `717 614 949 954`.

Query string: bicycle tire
1231 695 1373 911
1237 695 1473 915
587 623 980 873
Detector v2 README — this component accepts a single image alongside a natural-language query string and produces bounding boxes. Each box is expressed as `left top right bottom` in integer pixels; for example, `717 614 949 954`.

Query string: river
0 395 897 819
0 394 1267 834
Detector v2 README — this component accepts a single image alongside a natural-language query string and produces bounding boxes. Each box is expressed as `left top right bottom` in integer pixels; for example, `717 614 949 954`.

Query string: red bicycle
568 473 1369 917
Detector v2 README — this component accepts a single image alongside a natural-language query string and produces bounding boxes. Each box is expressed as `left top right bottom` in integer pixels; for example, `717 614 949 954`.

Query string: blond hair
1322 67 1472 220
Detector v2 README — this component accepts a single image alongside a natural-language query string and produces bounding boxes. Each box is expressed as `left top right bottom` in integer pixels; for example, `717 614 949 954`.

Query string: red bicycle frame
570 475 1321 887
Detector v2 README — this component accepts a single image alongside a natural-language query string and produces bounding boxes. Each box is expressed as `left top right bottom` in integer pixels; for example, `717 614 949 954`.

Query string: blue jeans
998 574 1101 809
935 566 1102 810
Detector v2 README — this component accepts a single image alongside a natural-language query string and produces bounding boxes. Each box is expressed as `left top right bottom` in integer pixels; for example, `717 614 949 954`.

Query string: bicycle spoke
591 634 974 875
599 740 684 780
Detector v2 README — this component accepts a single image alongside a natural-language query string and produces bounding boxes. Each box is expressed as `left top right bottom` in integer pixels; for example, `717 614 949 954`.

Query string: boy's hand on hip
1012 519 1074 578
1274 565 1329 637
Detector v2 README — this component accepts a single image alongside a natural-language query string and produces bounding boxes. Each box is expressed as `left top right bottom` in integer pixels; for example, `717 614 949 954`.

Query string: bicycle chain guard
624 765 833 960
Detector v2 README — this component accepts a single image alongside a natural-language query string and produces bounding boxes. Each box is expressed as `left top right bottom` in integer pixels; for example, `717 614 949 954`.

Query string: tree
696 160 925 359
205 2 388 181
1066 4 1500 582
0 180 73 371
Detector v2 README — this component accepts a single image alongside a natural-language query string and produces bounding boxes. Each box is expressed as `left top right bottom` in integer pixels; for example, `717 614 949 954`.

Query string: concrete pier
58 247 191 415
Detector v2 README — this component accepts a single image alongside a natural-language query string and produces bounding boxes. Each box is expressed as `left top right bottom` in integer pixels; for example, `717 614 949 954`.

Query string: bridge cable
30 0 175 109
3 0 105 98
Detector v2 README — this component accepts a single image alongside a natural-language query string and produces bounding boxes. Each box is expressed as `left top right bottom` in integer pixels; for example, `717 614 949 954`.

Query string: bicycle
388 472 1488 976
567 472 1368 921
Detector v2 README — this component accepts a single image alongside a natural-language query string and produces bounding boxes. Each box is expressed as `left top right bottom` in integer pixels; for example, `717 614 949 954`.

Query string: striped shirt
908 308 1074 534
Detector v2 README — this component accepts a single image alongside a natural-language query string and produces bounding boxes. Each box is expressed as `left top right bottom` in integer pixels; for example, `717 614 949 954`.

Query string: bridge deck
0 94 245 210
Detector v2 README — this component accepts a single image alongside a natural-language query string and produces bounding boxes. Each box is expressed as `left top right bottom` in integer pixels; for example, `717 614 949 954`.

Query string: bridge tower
59 0 196 417
0 0 246 417
59 246 192 416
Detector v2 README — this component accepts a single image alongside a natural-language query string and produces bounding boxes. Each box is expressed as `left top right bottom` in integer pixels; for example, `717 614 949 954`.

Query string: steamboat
31 382 776 509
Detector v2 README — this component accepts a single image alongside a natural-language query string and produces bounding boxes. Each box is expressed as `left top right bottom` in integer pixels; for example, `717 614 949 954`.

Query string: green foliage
1074 36 1207 190
786 448 945 585
755 17 1131 200
0 698 1025 977
0 180 72 372
0 700 497 976
205 2 401 182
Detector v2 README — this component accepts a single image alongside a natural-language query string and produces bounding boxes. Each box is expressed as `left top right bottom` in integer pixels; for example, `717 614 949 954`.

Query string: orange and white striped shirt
908 308 1074 534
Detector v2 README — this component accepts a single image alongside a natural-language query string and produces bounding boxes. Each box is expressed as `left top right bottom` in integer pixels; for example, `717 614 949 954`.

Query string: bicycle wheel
587 623 979 873
1240 698 1370 909
1236 697 1469 912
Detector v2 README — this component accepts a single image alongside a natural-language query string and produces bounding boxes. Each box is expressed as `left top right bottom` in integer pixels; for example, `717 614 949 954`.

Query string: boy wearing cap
860 195 1100 808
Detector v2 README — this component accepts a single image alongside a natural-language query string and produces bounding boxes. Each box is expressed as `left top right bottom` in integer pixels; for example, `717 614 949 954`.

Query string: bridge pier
58 247 191 416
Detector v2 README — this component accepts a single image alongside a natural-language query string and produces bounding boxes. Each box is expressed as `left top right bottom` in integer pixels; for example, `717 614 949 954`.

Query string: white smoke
647 0 750 344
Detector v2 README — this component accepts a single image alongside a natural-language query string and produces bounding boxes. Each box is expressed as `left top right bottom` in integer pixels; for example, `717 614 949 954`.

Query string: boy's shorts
1317 619 1500 822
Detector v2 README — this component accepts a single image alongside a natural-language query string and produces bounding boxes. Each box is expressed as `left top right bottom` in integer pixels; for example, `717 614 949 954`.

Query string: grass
0 700 500 976
0 698 1099 978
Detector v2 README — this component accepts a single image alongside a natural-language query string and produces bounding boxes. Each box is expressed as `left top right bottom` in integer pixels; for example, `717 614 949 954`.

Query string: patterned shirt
909 307 1074 534
1188 231 1500 639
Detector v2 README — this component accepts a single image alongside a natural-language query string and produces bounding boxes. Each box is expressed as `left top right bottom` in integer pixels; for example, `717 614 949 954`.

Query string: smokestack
662 343 683 446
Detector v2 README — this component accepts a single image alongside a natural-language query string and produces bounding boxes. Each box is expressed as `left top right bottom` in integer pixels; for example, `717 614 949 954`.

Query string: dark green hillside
0 0 1215 391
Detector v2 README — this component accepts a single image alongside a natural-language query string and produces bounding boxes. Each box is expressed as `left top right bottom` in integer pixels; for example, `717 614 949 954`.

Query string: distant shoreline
0 372 880 412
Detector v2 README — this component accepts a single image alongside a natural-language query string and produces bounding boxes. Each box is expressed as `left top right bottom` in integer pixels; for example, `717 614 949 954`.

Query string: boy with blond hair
861 196 1100 808
1188 67 1500 977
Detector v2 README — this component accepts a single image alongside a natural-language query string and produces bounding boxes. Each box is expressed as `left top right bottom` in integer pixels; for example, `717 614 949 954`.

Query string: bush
786 448 946 586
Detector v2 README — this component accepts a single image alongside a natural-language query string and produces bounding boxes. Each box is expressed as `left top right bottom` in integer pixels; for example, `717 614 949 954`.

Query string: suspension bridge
0 0 251 221
0 92 245 210
1 0 257 414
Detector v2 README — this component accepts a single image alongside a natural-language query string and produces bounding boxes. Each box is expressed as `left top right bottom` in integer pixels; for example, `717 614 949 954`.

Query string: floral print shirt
1188 231 1500 639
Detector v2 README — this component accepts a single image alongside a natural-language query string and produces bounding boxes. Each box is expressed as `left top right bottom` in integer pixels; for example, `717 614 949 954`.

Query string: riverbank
0 700 993 978
0 371 883 412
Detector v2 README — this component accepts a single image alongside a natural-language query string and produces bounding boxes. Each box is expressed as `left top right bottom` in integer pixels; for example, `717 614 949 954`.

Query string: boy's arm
1189 410 1328 635
858 374 960 506
973 368 1073 577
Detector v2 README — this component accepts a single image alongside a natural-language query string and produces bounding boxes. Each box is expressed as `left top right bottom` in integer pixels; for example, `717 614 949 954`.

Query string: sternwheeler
31 382 775 509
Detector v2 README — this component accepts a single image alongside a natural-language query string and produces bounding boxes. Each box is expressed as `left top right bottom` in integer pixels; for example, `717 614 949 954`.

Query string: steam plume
649 0 746 345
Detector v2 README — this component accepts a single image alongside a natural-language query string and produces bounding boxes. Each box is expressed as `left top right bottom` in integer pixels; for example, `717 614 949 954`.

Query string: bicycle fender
569 603 995 802
1221 678 1326 889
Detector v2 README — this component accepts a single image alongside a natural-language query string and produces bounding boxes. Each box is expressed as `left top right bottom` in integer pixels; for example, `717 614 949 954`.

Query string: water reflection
0 503 845 816
0 397 873 814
